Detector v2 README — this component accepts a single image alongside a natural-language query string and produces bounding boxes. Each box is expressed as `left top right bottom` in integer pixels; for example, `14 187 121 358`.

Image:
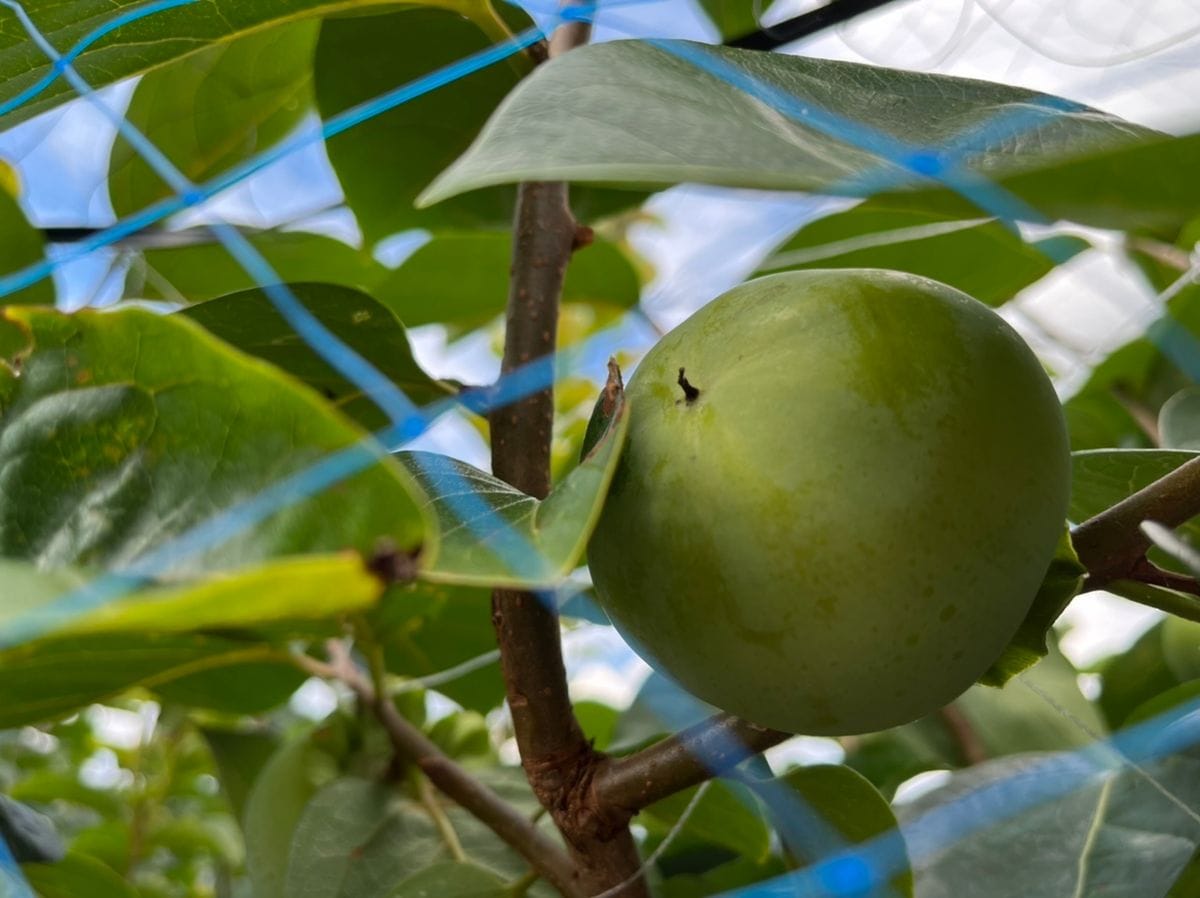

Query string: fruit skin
587 269 1070 736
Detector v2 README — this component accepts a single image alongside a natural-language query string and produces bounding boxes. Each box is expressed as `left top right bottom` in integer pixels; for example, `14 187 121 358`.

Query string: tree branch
490 7 646 895
593 713 789 812
724 0 902 51
1071 455 1200 584
293 647 580 897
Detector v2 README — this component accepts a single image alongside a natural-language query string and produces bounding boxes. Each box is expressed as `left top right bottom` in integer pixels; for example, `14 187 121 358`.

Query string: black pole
725 0 905 51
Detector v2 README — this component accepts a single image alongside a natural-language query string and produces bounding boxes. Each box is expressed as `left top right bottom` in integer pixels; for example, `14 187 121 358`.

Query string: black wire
724 0 907 51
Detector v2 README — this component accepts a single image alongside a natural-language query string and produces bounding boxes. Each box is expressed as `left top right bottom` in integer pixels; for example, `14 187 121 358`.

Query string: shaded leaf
398 388 628 587
108 21 317 217
180 282 452 431
758 202 1086 307
422 40 1146 207
1097 621 1182 729
128 229 385 305
899 746 1200 898
0 0 492 129
389 862 507 898
0 306 429 585
373 232 642 330
0 189 52 306
284 777 440 898
758 764 912 897
21 851 138 898
244 733 343 898
697 0 779 40
643 780 770 863
201 727 282 820
371 583 502 714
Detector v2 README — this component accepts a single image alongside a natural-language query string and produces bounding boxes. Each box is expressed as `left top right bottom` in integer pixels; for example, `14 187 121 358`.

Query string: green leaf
875 129 1200 231
757 765 911 897
1070 449 1200 572
244 733 343 898
0 306 429 579
108 21 317 217
284 778 441 898
373 232 642 331
128 229 385 305
372 583 503 714
399 388 629 588
0 0 494 130
1168 843 1200 898
421 40 1146 206
201 727 281 820
697 0 778 40
660 855 789 898
758 202 1087 307
314 6 525 241
960 641 1107 756
315 7 637 241
389 862 507 898
180 282 452 431
1096 621 1182 728
980 530 1085 685
643 780 770 863
3 554 381 639
1162 616 1200 682
153 658 306 714
900 748 1200 898
1160 387 1200 450
0 189 52 306
22 851 139 898
0 795 62 863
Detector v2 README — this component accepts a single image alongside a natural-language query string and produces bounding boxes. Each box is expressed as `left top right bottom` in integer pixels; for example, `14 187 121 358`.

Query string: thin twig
291 647 580 897
418 776 467 862
593 713 789 813
938 705 988 766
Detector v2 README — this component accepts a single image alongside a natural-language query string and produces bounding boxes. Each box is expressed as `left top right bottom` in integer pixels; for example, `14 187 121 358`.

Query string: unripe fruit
588 270 1070 736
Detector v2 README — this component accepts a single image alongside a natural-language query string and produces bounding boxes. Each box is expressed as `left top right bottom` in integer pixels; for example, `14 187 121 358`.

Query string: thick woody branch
293 648 579 897
1071 455 1200 585
593 713 789 812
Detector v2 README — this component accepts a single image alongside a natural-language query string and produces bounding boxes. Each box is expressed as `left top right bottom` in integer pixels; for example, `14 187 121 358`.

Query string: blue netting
0 0 1197 894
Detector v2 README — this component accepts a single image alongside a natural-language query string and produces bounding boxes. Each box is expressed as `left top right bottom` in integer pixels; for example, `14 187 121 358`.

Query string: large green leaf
0 189 53 306
1096 621 1182 729
390 862 507 898
244 734 343 898
284 777 442 898
0 628 289 727
180 283 452 431
874 129 1200 232
421 40 1147 207
0 0 507 130
757 202 1087 307
760 765 912 897
108 21 317 217
398 384 629 587
642 780 771 863
1 554 380 639
373 231 643 330
126 229 385 305
900 747 1200 898
314 7 639 241
0 306 430 579
22 852 139 898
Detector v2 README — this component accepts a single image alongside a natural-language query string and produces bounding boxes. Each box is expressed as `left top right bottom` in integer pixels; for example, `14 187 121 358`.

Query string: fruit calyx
677 367 701 403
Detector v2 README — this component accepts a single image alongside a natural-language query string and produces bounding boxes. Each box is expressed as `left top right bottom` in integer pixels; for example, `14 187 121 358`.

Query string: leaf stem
418 775 467 862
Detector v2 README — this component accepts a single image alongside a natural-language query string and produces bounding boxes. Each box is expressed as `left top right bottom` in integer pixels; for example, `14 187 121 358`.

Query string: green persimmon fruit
587 269 1070 736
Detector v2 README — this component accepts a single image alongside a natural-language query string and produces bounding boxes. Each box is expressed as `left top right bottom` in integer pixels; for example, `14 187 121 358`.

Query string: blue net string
0 0 1196 893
